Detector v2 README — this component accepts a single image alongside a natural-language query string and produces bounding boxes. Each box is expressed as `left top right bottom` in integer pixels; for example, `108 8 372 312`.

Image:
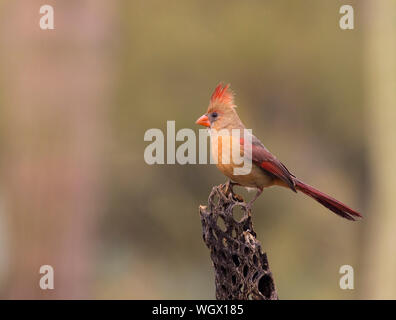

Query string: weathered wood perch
199 183 278 300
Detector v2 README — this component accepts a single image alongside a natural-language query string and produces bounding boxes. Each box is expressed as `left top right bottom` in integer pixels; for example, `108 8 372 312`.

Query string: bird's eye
212 112 218 118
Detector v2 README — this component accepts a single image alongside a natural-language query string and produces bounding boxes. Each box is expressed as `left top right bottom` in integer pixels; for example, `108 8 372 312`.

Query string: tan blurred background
0 0 395 299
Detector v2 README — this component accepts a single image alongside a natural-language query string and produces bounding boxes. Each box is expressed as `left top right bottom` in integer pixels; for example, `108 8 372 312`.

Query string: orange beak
195 114 210 127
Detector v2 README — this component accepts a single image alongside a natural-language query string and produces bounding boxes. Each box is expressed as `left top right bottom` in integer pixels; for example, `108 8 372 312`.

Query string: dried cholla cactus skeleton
199 183 278 300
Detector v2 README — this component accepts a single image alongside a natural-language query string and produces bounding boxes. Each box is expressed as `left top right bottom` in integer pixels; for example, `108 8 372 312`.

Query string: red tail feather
295 179 361 221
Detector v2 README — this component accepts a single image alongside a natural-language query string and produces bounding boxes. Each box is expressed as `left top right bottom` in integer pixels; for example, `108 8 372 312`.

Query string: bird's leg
246 188 263 211
223 180 244 202
224 180 240 194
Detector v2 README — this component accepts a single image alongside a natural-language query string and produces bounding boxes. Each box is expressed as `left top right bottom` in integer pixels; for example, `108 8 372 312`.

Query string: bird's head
196 83 243 130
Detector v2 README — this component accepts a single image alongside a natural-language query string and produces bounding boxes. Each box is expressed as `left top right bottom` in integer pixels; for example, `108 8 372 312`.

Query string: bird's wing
241 135 296 192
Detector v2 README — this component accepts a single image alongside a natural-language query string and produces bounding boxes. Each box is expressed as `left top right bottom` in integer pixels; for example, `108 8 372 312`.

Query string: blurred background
0 0 395 299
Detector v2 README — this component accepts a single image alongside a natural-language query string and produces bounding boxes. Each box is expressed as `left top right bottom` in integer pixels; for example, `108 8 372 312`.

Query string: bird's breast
210 133 273 189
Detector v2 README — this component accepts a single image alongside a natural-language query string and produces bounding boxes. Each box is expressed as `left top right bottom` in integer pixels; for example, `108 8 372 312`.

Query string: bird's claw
223 180 244 202
223 180 234 195
233 193 244 203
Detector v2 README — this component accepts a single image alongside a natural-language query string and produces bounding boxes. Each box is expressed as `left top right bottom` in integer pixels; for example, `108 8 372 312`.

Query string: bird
195 83 361 221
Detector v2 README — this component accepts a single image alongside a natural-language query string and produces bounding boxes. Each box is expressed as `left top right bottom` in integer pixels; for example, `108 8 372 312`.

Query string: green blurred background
0 0 395 299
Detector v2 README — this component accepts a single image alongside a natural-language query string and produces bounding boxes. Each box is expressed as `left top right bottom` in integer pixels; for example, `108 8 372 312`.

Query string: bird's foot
223 180 243 202
223 180 234 194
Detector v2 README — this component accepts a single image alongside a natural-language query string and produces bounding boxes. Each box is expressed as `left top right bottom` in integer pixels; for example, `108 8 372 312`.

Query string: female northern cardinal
196 83 361 221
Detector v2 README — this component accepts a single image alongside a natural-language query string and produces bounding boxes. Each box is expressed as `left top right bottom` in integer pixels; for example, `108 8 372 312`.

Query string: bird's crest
210 83 235 106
